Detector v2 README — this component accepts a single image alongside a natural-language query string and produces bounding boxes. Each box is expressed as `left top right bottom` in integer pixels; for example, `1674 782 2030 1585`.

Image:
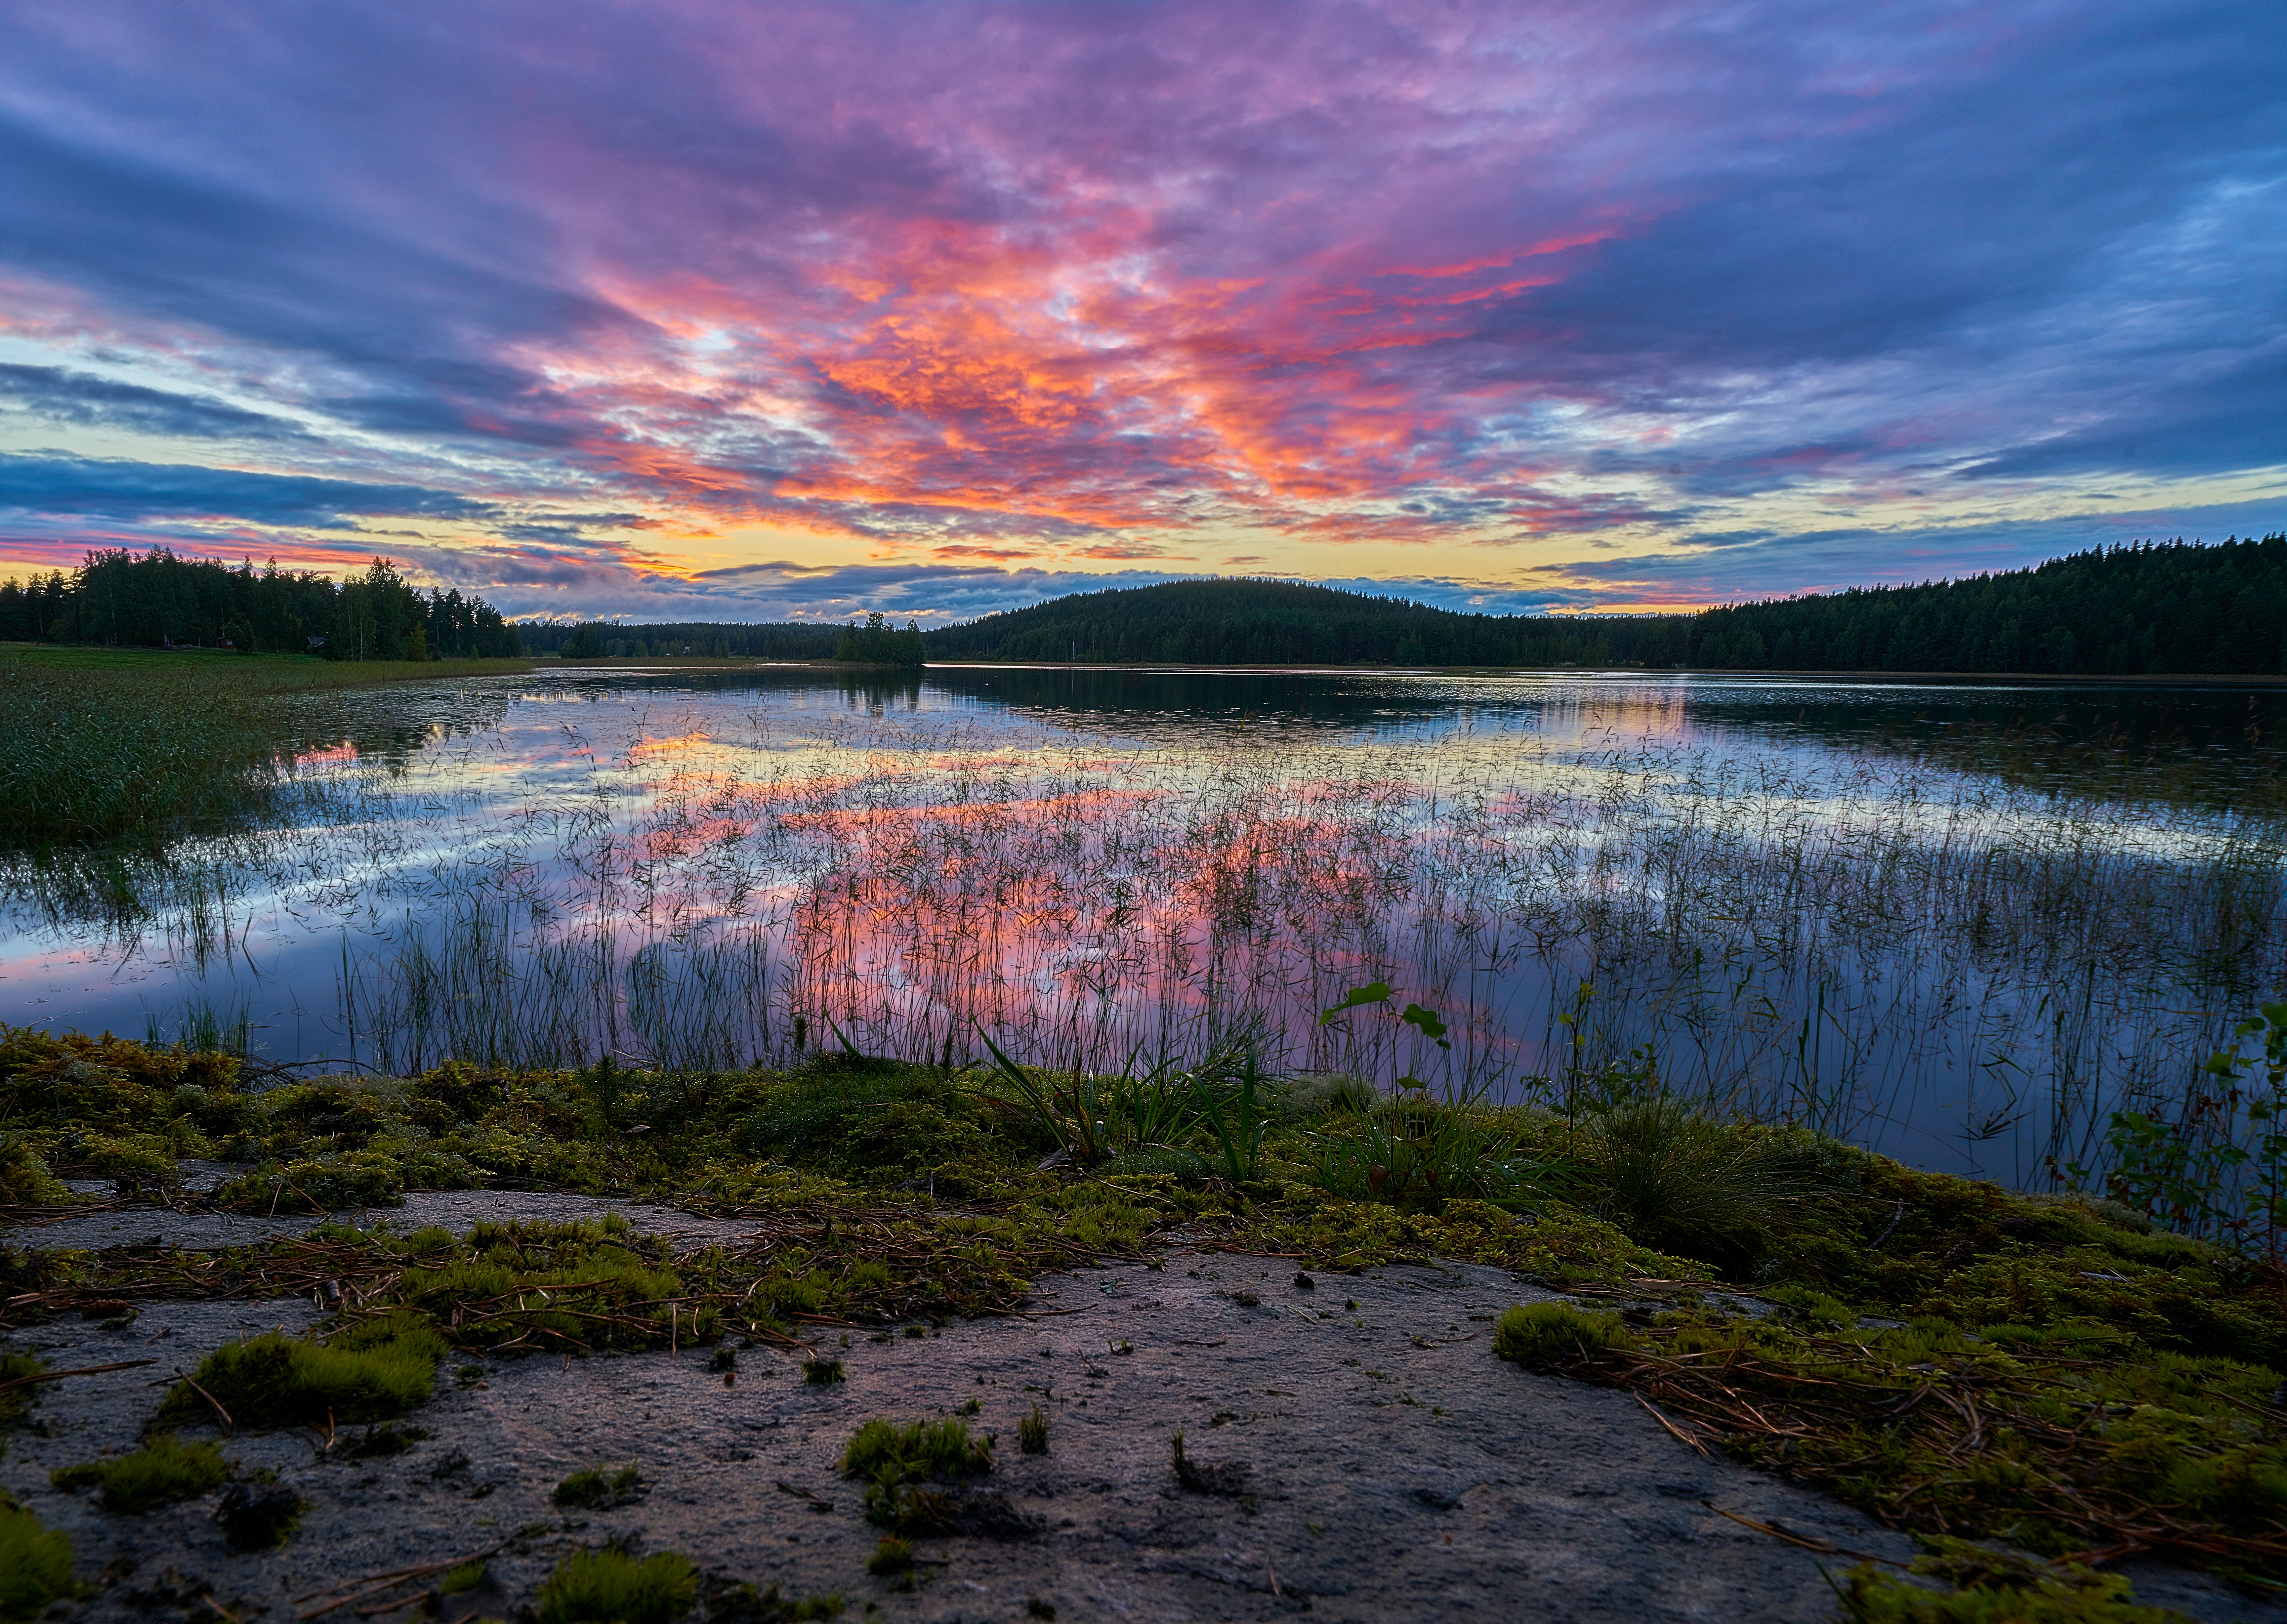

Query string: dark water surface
7 665 2285 1195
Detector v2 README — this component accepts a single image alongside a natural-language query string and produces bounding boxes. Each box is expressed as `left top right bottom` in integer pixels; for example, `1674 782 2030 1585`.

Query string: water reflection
4 666 2283 1206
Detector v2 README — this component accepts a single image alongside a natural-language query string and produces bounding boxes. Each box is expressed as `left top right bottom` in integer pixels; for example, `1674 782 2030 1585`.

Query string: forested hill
923 535 2287 676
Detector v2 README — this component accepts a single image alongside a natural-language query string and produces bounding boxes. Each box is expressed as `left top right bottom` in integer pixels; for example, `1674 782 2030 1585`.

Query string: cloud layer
0 0 2278 620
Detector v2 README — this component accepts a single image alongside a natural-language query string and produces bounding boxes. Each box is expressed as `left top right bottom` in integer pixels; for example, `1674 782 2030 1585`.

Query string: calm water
7 665 2285 1194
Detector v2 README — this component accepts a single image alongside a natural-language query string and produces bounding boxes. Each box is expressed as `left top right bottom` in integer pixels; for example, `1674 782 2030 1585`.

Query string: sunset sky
0 0 2278 624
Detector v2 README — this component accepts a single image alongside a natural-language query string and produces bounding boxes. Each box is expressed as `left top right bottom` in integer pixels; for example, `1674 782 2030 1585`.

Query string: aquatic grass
51 1433 229 1512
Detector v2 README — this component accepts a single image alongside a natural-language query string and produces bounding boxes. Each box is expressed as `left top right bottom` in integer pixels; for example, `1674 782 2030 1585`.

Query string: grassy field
0 643 531 852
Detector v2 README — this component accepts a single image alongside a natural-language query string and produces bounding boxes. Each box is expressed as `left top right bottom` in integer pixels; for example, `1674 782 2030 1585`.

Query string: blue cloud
0 452 496 528
0 364 310 442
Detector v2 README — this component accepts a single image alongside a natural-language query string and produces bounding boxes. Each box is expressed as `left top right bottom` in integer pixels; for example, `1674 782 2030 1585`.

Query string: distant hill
922 535 2287 677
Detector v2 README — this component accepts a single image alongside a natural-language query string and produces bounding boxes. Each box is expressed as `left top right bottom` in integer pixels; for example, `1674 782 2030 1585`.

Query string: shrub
159 1312 445 1429
1492 1302 1630 1369
51 1433 228 1512
535 1548 696 1624
0 1502 78 1620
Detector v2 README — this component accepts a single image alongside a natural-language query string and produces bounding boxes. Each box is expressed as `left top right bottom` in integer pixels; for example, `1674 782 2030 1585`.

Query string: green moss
51 1433 228 1512
552 1465 643 1509
0 1354 44 1432
214 1479 304 1550
159 1312 445 1429
535 1548 696 1624
1492 1303 1632 1368
843 1417 993 1484
0 1138 66 1203
0 1501 79 1620
215 1150 405 1212
1840 1540 2196 1622
843 1416 993 1531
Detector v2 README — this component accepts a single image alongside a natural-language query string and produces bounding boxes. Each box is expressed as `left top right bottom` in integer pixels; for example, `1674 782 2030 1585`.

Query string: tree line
524 611 925 665
921 535 2287 676
0 547 521 660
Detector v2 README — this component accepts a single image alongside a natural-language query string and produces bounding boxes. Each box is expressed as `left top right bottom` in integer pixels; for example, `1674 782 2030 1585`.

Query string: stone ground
4 1193 2274 1624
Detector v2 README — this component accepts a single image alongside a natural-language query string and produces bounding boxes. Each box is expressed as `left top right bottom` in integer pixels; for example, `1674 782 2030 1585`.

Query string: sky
0 0 2279 626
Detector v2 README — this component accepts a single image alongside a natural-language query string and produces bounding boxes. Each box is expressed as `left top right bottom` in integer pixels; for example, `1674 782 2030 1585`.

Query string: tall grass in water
21 665 2279 1226
0 655 290 850
0 647 522 853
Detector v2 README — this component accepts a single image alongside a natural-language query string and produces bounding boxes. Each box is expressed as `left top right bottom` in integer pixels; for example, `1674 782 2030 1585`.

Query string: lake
6 664 2285 1203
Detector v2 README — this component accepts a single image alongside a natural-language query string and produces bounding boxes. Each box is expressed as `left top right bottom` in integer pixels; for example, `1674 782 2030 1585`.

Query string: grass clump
51 1433 228 1512
553 1465 643 1509
802 1358 845 1385
158 1311 446 1429
1569 1090 1819 1262
866 1535 912 1576
1019 1403 1048 1455
535 1547 696 1624
1491 1303 1632 1369
0 1500 79 1620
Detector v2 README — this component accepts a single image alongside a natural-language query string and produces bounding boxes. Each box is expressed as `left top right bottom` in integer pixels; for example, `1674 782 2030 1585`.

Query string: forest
7 533 2282 675
0 548 521 660
923 534 2287 675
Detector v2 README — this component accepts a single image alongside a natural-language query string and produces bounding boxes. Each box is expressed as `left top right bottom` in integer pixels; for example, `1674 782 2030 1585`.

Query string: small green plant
51 1433 228 1512
437 1561 487 1596
1018 1403 1048 1455
159 1312 446 1429
553 1465 644 1509
865 1535 912 1576
0 1502 79 1620
214 1479 304 1550
802 1357 845 1385
535 1547 697 1624
1491 1303 1630 1369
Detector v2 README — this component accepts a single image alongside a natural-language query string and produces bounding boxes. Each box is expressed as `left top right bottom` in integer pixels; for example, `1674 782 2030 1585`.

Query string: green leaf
1319 982 1393 1025
1399 1004 1450 1048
